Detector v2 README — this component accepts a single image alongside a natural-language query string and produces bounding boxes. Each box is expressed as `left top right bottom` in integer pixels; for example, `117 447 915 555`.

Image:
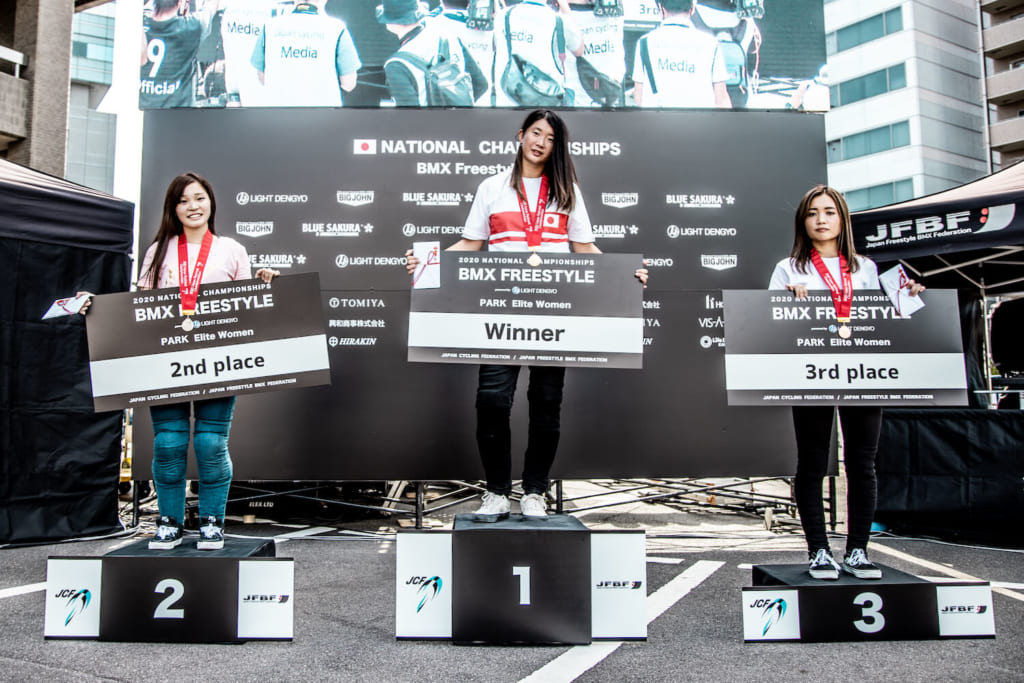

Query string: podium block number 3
853 592 884 634
154 578 185 619
513 566 531 605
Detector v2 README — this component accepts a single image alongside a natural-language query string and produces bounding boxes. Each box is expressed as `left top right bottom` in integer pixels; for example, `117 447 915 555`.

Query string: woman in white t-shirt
769 185 923 581
406 110 646 518
137 172 277 552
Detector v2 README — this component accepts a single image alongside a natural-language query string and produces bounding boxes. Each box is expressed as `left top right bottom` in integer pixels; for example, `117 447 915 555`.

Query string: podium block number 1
513 566 531 605
154 579 185 620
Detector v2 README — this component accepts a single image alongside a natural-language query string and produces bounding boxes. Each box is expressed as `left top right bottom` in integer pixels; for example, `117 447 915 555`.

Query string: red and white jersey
463 170 594 252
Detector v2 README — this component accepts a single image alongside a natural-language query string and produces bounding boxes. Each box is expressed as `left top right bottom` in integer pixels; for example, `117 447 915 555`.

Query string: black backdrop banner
136 107 824 480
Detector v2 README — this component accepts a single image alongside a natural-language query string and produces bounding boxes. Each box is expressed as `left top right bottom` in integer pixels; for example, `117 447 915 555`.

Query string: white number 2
853 592 885 633
512 566 531 605
154 578 185 619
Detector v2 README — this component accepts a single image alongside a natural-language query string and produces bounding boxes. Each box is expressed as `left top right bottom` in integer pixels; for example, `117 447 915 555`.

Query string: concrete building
824 0 990 211
981 0 1024 167
66 2 117 192
0 0 107 177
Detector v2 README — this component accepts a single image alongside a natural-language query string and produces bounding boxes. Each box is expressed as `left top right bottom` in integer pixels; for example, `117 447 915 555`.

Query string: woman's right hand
785 283 808 300
405 249 419 276
76 291 92 315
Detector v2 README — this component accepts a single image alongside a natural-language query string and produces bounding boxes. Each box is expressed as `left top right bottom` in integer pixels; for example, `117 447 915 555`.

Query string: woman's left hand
634 261 649 288
905 279 926 296
254 268 280 283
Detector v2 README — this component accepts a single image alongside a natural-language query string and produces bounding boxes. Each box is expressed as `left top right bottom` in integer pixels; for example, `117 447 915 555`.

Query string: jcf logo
749 597 786 637
406 575 443 613
55 588 92 627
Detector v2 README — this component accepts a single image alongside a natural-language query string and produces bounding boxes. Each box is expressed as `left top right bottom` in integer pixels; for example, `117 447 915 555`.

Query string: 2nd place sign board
85 273 331 411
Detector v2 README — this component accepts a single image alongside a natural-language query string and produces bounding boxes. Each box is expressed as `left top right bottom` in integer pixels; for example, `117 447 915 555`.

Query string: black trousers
792 406 882 554
475 364 565 496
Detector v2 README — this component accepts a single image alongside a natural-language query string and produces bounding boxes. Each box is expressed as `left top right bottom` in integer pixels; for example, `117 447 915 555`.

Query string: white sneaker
474 491 510 518
520 493 548 517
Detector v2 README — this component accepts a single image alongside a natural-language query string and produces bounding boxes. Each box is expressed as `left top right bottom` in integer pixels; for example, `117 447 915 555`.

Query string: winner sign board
85 273 330 411
723 290 968 406
409 253 644 368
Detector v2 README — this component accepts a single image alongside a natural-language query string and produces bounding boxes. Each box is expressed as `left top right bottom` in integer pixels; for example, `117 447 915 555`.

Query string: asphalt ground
1 481 1022 682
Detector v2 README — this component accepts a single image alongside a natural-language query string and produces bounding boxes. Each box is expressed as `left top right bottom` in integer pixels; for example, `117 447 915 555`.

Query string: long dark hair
139 171 217 288
789 184 860 274
510 109 578 213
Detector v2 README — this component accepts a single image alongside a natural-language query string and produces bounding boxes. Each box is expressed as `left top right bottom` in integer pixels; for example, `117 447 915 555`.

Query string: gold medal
527 249 542 267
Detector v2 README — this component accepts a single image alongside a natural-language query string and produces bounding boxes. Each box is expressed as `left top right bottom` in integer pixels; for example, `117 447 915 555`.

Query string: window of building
826 121 911 162
827 7 903 56
831 65 907 107
845 179 914 212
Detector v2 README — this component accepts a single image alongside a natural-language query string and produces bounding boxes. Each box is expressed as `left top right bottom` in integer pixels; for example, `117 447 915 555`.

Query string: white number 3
853 591 885 633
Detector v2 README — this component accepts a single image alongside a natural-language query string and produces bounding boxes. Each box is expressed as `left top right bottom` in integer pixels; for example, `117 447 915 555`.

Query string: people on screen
251 0 362 107
632 0 731 108
141 0 221 109
378 0 487 107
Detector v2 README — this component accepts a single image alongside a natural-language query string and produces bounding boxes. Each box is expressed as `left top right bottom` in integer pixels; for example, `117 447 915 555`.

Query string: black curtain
0 160 133 544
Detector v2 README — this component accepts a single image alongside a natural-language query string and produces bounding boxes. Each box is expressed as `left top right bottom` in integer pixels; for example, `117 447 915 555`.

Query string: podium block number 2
853 592 884 634
154 578 185 620
513 566 531 605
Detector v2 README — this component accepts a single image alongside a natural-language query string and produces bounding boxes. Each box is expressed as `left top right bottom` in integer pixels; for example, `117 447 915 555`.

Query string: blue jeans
150 397 236 523
476 364 565 496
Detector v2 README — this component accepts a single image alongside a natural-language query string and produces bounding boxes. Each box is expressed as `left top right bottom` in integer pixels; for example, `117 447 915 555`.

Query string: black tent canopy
0 159 134 544
852 160 1024 295
851 163 1024 540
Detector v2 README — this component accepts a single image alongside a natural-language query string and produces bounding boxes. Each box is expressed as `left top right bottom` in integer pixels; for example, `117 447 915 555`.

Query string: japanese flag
542 213 566 230
353 139 377 155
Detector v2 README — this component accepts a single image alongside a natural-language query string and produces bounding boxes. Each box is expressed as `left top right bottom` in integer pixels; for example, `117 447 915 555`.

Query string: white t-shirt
462 170 594 252
494 0 583 107
632 16 728 108
565 9 625 108
768 254 880 291
221 0 277 106
138 235 252 289
254 8 361 107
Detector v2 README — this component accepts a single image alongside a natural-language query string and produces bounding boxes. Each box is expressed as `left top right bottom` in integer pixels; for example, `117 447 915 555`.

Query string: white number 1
512 566 531 605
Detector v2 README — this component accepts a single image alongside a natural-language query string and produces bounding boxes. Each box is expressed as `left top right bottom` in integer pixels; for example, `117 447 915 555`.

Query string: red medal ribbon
177 230 213 315
517 175 549 249
810 249 853 323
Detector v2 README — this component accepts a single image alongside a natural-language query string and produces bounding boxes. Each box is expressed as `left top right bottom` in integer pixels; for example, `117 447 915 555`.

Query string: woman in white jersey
769 185 923 580
407 109 646 518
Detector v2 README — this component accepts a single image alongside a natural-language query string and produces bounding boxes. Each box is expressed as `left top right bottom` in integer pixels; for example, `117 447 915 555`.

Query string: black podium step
106 536 276 558
743 563 996 642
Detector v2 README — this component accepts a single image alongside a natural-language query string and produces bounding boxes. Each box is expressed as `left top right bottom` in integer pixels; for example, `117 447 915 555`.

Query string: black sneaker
843 548 882 579
808 548 840 580
148 516 183 550
197 516 225 550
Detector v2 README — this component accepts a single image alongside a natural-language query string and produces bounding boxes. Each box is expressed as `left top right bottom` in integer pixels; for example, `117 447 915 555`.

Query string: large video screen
140 0 828 111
